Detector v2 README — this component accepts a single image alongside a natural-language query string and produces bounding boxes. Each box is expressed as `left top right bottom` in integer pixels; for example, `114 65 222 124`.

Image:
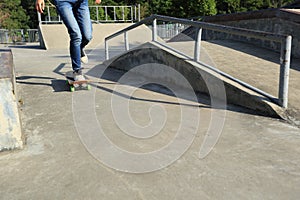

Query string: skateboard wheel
70 86 75 92
87 85 91 90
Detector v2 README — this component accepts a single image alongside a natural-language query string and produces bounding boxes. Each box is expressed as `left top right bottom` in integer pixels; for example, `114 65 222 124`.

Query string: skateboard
65 71 91 92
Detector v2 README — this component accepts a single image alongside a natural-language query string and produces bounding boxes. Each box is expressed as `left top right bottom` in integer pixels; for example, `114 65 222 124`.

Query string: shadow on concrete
51 79 70 92
87 65 271 118
16 76 53 87
7 44 43 50
16 76 70 92
53 63 66 76
50 62 277 118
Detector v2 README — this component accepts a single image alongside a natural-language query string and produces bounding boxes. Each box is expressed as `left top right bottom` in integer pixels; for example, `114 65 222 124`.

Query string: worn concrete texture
0 38 298 199
0 50 23 151
39 24 155 50
0 80 23 151
106 42 284 118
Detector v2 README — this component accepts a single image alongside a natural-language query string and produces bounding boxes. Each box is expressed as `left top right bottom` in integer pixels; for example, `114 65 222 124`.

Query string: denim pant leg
55 0 84 71
74 0 93 51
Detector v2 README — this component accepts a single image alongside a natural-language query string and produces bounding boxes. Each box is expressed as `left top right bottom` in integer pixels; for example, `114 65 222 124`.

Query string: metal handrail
104 14 292 108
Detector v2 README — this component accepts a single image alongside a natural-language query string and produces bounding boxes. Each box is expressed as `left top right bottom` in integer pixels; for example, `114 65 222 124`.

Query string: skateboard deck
65 71 91 92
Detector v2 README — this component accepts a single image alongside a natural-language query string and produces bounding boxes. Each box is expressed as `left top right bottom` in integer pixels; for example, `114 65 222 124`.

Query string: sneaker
73 70 85 81
81 49 88 64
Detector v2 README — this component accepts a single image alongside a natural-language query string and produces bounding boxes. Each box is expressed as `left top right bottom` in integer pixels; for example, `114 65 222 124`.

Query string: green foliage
148 0 173 15
21 0 38 28
0 0 29 29
189 0 217 16
0 0 297 29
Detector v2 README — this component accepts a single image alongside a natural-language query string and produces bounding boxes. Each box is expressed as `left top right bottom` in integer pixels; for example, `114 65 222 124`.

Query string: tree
148 0 173 15
1 0 298 29
216 0 241 14
0 4 10 28
169 0 217 18
21 0 39 29
0 0 29 29
264 0 295 8
189 0 217 16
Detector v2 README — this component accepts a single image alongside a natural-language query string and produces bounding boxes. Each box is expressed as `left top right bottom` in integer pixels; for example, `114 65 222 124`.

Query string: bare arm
36 0 45 13
95 0 101 4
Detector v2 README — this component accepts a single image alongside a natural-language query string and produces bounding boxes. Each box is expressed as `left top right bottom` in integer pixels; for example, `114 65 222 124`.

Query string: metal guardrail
0 29 39 43
37 5 141 24
105 14 292 108
148 23 189 40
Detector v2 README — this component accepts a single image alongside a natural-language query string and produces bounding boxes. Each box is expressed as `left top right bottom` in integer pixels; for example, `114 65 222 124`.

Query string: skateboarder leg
35 0 101 81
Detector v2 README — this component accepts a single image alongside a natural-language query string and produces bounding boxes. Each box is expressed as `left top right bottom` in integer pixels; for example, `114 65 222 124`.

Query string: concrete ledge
0 50 23 151
105 42 284 118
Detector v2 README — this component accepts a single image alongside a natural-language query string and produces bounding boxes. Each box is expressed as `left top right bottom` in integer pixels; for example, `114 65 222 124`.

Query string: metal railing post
131 6 133 22
279 35 292 108
138 4 141 22
96 6 99 23
134 5 137 21
37 12 42 24
47 6 51 22
194 28 202 62
105 39 109 60
152 18 157 42
105 6 108 21
124 31 129 51
113 6 116 21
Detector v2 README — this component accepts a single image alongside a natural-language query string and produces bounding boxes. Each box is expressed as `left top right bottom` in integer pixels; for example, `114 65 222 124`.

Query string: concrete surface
0 50 23 151
39 24 154 50
106 42 283 118
166 40 300 125
202 8 300 58
0 37 299 199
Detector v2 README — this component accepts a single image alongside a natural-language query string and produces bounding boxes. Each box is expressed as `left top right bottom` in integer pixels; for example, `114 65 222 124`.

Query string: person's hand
95 0 101 4
36 0 45 13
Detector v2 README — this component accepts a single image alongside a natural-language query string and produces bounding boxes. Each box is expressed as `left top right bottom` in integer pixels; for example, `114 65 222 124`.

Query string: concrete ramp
105 42 284 118
0 50 23 151
39 23 154 49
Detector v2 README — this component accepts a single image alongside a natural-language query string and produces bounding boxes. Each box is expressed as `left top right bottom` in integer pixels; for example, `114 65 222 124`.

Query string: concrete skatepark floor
0 43 300 199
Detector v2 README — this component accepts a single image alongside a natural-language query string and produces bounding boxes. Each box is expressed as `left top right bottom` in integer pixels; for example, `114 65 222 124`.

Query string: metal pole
134 5 137 21
105 39 109 60
47 6 51 22
105 6 108 22
124 31 129 51
175 23 179 35
37 12 42 24
122 6 125 21
152 18 157 42
114 6 116 22
194 28 202 62
279 35 292 108
131 6 133 22
138 4 141 22
96 6 99 23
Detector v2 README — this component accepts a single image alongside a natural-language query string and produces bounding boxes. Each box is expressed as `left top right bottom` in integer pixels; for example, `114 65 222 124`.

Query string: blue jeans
54 0 92 71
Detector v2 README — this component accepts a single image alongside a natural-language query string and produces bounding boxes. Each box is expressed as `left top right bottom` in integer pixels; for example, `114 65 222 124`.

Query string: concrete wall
202 9 300 58
106 42 283 118
0 50 23 151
